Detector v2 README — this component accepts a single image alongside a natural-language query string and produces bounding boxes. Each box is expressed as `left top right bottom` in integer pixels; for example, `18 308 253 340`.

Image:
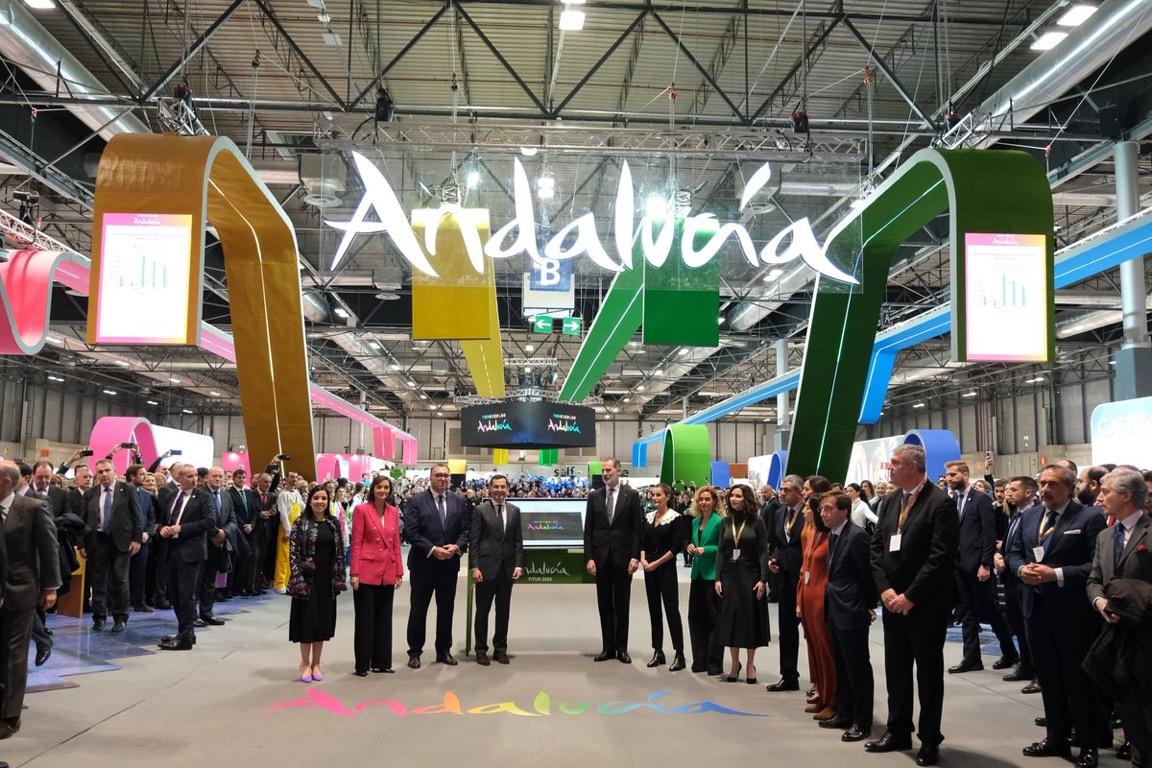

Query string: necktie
1114 522 1127 567
102 486 113 531
828 532 839 564
171 492 187 526
438 495 446 527
898 490 917 531
239 489 249 514
212 490 221 514
606 487 615 524
1038 509 1058 543
496 503 505 540
0 504 7 524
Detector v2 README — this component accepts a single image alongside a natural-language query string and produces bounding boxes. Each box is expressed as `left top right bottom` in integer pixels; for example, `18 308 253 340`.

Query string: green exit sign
532 316 553 334
561 317 582 336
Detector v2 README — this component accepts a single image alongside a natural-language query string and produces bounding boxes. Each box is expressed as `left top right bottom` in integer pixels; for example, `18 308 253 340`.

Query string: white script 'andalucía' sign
325 152 858 285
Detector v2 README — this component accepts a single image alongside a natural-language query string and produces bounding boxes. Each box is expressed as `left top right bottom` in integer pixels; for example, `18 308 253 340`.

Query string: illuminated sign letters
327 153 858 285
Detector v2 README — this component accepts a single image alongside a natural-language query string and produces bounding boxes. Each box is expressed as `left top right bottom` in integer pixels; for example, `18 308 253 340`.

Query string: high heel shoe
646 650 666 668
725 661 742 683
669 651 686 672
298 665 312 683
746 666 758 685
310 668 324 682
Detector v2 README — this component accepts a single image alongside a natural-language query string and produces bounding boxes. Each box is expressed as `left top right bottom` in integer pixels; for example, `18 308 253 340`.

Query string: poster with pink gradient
94 213 195 344
963 232 1050 362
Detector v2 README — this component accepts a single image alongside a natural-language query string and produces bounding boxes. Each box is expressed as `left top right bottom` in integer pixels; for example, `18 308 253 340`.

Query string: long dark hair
725 483 757 524
368 475 393 505
306 486 331 519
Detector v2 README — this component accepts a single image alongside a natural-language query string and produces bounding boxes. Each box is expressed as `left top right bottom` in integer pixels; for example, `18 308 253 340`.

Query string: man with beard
1077 466 1108 507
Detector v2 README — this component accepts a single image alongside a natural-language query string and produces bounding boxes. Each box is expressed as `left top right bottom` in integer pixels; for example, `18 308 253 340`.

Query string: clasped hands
430 544 460 560
159 524 182 538
1018 563 1057 586
881 588 915 615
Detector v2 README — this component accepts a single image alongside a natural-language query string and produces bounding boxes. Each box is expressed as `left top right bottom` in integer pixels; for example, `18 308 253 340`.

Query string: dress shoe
646 650 666 668
111 620 126 633
493 651 510 665
0 718 20 739
707 668 722 676
34 645 51 667
199 615 225 626
766 679 800 692
1034 716 1047 727
804 702 824 713
1116 741 1131 760
1022 738 1070 758
193 618 208 628
843 725 872 742
916 745 940 766
92 618 106 632
155 600 171 610
813 707 837 721
1072 747 1098 768
669 652 685 672
690 663 706 673
992 655 1019 670
158 636 193 651
864 732 913 752
133 604 155 613
435 653 459 666
948 659 984 673
476 651 491 666
407 655 421 669
1021 681 1042 694
1003 665 1033 682
372 667 395 674
617 651 632 664
353 670 369 677
819 717 852 729
594 650 615 662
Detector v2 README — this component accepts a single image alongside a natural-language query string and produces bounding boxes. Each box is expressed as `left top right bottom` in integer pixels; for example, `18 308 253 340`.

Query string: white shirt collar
0 492 14 509
831 520 850 537
1118 509 1144 531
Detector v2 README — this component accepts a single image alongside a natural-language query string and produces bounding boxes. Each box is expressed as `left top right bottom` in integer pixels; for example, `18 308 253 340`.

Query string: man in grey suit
197 466 235 626
0 460 59 740
470 474 523 666
81 459 140 633
1088 467 1152 768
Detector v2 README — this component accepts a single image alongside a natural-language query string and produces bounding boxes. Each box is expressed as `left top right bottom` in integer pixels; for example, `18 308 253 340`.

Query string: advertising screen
960 232 1052 362
459 402 596 448
512 498 587 549
93 213 196 344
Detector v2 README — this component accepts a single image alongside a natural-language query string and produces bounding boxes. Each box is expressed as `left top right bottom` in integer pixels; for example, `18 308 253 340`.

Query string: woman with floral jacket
288 485 347 682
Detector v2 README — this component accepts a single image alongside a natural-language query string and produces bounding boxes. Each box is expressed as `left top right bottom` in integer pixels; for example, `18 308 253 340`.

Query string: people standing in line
1086 468 1152 768
686 485 725 675
640 483 686 672
404 464 468 668
1009 464 1109 768
157 464 217 651
226 468 259 597
865 444 958 767
944 460 1020 674
766 474 806 692
151 462 183 611
819 491 877 743
274 476 304 594
0 460 57 741
81 459 142 633
798 477 837 722
289 486 347 683
198 467 235 626
470 474 524 666
714 483 771 684
28 461 71 666
254 472 279 593
584 457 643 664
126 464 156 613
350 476 404 676
995 476 1040 692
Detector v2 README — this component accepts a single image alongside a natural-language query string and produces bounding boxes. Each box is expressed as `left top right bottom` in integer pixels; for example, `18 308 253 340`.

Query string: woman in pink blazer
350 475 404 675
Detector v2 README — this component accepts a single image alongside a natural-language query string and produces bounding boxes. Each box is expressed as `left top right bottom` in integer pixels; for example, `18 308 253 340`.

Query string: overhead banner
643 216 720 347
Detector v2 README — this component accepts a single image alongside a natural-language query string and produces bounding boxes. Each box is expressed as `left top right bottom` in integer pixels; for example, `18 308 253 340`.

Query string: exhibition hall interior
0 0 1149 766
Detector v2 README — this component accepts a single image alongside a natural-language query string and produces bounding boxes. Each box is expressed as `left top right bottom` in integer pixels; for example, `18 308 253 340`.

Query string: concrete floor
5 565 1123 768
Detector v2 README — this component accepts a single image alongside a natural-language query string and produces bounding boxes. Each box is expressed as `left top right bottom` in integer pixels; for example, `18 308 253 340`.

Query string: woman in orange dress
797 477 837 722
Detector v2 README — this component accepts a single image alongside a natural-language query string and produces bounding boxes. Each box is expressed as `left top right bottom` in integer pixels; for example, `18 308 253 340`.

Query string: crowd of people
0 448 1148 768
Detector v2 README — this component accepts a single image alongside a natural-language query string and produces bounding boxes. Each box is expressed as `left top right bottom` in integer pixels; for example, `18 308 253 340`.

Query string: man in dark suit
995 476 1040 690
0 460 59 740
820 491 877 742
404 463 468 668
944 460 1018 673
27 461 67 518
766 473 806 690
469 474 523 666
150 461 183 610
1088 467 1152 768
125 464 156 613
28 460 69 662
759 484 782 600
1009 463 1109 768
81 459 141 633
198 466 235 625
583 457 642 663
227 468 260 596
253 471 279 593
865 445 958 767
156 463 219 650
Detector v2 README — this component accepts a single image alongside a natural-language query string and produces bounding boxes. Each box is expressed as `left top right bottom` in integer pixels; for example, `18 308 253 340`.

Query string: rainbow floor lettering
269 690 768 718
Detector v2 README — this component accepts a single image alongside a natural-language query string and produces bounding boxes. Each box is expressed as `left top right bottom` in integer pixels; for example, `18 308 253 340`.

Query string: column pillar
1112 141 1152 400
774 339 790 450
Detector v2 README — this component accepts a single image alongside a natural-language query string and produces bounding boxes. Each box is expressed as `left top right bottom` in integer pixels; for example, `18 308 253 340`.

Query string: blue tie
213 491 221 515
102 487 113 531
1114 522 1126 568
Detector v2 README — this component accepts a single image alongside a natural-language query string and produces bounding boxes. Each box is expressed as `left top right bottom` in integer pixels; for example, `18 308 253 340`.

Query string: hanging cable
244 50 261 159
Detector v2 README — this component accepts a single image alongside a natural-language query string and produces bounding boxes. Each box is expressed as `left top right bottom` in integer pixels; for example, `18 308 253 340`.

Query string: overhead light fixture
368 341 381 350
102 389 117 396
375 88 395 122
114 360 131 367
1056 3 1098 26
466 170 480 189
1030 31 1068 51
390 363 402 371
1109 360 1117 366
677 348 689 357
1025 376 1046 383
333 307 349 318
636 384 645 391
654 369 664 377
168 377 181 384
209 391 221 397
912 402 926 409
407 381 417 388
519 146 539 157
559 9 585 31
146 400 159 405
525 344 534 352
316 12 331 23
420 394 428 400
47 375 65 382
763 268 785 282
23 0 56 9
604 414 613 420
962 391 978 398
718 316 726 325
181 408 193 414
623 397 631 403
524 366 532 373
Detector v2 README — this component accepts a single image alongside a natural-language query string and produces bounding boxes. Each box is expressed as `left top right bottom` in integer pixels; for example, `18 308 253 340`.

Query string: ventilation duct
299 154 346 208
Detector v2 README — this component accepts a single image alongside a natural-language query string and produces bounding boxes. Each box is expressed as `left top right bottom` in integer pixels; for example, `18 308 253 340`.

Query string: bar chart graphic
964 232 1048 362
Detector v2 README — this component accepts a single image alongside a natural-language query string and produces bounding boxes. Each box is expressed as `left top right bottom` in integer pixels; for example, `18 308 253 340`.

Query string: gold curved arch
88 134 315 479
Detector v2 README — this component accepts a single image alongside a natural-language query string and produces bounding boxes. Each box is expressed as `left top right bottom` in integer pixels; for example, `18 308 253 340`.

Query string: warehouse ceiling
0 0 1150 432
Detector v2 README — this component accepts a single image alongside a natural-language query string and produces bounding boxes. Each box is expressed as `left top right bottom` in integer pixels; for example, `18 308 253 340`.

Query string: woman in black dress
289 486 347 682
640 483 687 672
714 483 771 684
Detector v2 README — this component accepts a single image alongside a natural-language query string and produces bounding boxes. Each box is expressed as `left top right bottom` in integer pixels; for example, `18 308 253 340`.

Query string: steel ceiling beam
455 4 549 116
139 0 247 101
553 12 647 116
650 10 746 123
348 2 451 108
747 16 840 123
842 17 937 130
251 0 346 109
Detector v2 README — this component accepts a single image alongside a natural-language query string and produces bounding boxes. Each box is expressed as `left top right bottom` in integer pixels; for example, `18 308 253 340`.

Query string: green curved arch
659 423 711 487
787 148 1054 481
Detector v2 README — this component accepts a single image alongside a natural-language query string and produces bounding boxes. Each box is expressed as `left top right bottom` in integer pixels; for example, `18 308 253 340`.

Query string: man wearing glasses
403 464 468 668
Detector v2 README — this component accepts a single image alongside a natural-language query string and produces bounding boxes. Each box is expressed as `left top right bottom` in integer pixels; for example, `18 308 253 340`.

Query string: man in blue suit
1009 464 1109 768
404 464 468 668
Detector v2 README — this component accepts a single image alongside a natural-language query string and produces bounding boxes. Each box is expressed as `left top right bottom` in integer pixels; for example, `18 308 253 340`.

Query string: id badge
731 548 741 561
1032 546 1045 563
889 534 903 552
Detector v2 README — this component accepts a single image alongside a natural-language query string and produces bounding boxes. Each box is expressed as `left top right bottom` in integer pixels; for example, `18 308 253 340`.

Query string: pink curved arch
0 249 89 354
87 416 162 476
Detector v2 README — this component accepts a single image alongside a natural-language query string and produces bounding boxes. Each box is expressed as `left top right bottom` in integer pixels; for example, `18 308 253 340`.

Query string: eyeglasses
431 473 450 478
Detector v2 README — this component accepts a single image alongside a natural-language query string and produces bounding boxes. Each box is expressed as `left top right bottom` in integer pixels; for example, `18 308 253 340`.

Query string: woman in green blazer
685 486 725 674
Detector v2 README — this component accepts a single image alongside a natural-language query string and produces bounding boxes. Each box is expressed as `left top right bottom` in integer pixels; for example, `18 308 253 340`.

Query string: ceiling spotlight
390 363 402 371
209 391 221 397
654 369 664 377
718 316 726 325
368 341 381 350
911 402 926 409
146 400 159 406
519 146 539 157
466 170 480 189
1025 376 1046 384
623 397 631 403
316 12 331 23
677 348 689 357
47 375 65 382
763 268 785 282
407 381 417 388
168 377 181 384
102 389 117 396
420 394 428 400
1030 31 1068 51
1056 3 1097 26
23 0 56 8
181 408 193 414
333 307 349 318
961 391 978 398
558 9 585 31
525 344 534 352
114 360 131 367
524 366 532 373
